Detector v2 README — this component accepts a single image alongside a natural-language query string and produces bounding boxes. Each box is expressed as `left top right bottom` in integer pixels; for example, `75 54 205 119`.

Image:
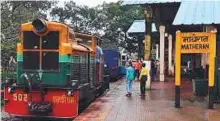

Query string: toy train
3 18 109 120
103 49 127 81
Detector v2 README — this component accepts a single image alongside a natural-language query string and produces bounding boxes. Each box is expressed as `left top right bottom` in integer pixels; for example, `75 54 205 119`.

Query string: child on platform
139 63 149 96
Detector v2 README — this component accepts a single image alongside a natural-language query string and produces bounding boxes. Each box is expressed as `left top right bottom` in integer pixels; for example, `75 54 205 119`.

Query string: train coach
120 53 128 75
103 49 126 81
3 18 109 121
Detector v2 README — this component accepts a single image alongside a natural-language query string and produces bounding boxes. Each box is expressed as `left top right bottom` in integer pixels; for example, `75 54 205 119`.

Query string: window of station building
23 31 40 49
23 51 40 70
42 31 59 49
42 52 59 70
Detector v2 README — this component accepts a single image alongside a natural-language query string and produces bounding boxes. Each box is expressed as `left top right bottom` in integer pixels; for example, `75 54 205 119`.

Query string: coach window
81 39 92 46
69 32 75 41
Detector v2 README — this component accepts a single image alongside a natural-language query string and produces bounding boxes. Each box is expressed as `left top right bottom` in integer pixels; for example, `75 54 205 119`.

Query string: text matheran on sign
181 44 209 50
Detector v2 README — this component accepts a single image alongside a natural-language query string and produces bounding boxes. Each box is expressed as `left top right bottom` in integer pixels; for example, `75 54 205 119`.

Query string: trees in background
1 1 143 69
51 1 106 34
101 2 144 52
1 1 56 69
50 1 144 52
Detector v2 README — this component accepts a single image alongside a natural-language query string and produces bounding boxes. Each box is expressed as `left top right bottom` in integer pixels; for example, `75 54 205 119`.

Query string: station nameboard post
175 31 216 108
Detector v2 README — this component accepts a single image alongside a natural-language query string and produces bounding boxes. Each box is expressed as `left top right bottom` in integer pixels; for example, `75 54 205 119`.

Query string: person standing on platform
155 60 159 80
96 45 104 85
125 59 131 68
126 62 135 97
134 59 141 81
139 63 149 96
187 60 193 82
150 59 156 81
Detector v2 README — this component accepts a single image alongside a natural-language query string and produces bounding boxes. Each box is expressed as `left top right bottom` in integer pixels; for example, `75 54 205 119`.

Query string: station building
122 0 220 81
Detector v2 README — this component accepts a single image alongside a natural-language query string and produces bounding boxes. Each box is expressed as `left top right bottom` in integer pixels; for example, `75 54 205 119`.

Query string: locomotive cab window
69 32 75 40
23 30 59 71
42 31 59 49
23 31 40 49
23 51 40 70
42 52 59 70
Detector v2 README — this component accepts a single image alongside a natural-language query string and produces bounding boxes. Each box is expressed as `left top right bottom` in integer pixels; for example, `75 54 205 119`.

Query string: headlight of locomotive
5 79 10 84
71 81 77 87
5 78 15 86
71 80 79 88
67 90 73 96
32 18 47 33
8 87 14 94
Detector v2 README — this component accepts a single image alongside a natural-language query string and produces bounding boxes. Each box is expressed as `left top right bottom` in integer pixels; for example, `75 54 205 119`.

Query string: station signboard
175 31 216 109
180 32 211 53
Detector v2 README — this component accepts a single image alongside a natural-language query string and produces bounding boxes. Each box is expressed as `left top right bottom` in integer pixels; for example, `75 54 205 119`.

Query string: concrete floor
74 78 220 121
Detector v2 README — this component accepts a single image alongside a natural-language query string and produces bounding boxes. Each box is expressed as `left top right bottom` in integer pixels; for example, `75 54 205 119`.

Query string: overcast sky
58 0 119 7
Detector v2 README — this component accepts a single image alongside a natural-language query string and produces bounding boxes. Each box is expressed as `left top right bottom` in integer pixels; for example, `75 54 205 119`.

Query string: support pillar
168 34 173 76
156 44 159 60
159 25 165 81
144 5 152 89
175 31 181 108
205 26 217 109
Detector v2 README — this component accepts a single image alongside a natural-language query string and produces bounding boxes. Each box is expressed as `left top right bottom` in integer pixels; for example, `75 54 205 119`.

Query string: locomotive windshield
81 39 92 46
23 31 59 71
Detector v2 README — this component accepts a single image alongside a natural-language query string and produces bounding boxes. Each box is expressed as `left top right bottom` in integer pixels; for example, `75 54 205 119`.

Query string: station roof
127 20 157 34
121 1 220 26
120 0 181 6
173 1 220 25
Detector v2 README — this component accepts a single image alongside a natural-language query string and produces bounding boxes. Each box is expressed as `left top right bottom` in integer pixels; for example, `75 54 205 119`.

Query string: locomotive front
4 19 79 119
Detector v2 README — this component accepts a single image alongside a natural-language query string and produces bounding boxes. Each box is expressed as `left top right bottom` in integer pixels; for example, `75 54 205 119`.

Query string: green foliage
1 1 144 71
1 1 56 92
1 69 15 83
50 2 144 52
1 1 56 69
51 1 106 33
102 2 144 52
1 42 16 67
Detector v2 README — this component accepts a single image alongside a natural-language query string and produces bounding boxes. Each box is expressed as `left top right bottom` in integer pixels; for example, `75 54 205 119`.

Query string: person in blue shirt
96 46 103 63
126 62 135 96
96 46 104 84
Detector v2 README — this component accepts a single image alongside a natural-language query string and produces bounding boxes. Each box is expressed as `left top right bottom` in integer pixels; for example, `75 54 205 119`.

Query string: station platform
74 78 220 121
